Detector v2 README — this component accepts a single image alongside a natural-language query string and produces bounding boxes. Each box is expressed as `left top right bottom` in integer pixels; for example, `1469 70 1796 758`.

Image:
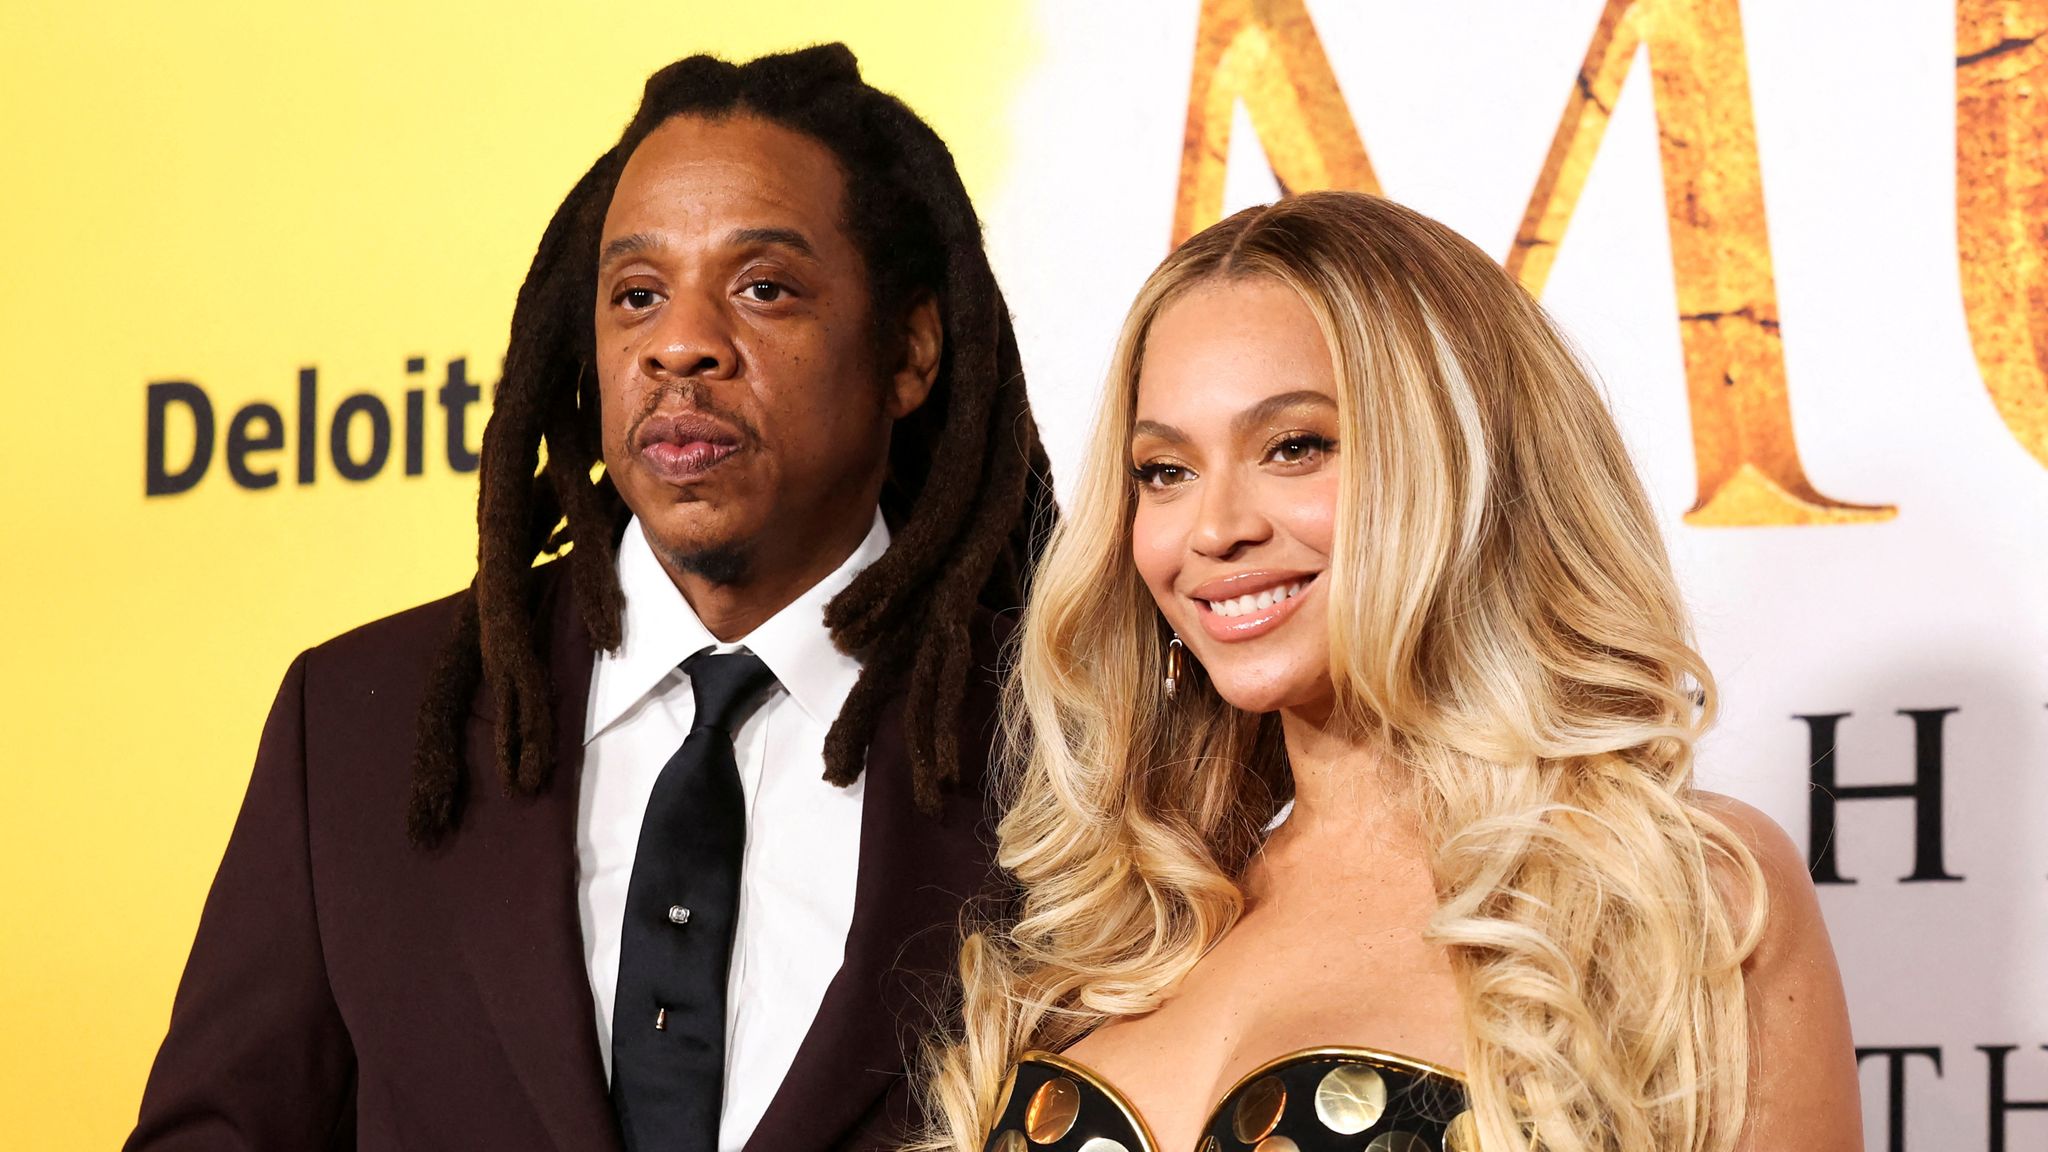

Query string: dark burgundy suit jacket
128 562 1006 1151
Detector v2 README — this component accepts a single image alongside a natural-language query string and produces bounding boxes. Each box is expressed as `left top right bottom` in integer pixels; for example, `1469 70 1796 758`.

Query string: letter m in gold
1176 0 1894 526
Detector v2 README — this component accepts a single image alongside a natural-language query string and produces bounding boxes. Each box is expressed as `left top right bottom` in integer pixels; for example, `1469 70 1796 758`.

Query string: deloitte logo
145 357 487 496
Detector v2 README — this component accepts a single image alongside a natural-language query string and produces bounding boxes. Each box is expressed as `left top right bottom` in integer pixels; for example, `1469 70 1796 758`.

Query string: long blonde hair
925 192 1766 1152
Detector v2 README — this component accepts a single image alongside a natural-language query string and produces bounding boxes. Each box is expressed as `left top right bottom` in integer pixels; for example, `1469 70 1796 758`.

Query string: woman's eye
744 281 786 303
1129 462 1192 490
1268 434 1335 466
618 288 659 311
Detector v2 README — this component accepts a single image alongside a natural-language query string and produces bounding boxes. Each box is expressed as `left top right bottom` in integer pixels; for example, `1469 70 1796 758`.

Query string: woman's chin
1204 673 1336 721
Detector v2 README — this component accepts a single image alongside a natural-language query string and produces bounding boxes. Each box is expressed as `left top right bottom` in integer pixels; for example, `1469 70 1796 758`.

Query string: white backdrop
981 3 2048 1148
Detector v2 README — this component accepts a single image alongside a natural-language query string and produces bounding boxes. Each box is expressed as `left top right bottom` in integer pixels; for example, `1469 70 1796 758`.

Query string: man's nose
642 291 739 382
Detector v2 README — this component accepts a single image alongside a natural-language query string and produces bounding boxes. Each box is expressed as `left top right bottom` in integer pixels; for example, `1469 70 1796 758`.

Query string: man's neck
647 512 875 643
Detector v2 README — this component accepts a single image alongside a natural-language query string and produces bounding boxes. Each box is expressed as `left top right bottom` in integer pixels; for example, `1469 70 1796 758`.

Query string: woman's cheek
1130 501 1183 614
1284 472 1341 557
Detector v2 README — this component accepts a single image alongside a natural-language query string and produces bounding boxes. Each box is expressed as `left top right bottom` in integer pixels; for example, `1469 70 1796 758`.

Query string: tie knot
681 650 778 735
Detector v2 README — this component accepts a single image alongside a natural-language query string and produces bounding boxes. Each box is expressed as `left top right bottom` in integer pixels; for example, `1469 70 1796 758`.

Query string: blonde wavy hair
924 191 1766 1152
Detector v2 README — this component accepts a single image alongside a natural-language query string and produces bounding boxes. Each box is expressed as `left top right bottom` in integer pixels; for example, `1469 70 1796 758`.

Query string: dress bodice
982 1046 1477 1152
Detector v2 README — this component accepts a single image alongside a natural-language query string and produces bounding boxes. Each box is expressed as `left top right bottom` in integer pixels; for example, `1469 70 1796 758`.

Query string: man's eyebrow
726 226 819 259
598 232 661 270
1233 390 1336 435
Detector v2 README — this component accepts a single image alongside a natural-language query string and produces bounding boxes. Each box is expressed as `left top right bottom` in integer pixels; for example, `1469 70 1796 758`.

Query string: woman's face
1130 277 1342 718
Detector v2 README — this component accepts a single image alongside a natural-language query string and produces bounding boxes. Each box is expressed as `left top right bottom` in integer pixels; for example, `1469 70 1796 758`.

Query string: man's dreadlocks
407 44 1054 845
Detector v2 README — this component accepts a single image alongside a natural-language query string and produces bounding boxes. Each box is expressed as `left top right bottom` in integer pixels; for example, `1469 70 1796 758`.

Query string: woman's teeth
1204 581 1307 618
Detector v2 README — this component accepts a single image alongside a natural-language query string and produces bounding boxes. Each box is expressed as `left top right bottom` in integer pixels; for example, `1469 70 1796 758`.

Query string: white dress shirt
577 512 882 1151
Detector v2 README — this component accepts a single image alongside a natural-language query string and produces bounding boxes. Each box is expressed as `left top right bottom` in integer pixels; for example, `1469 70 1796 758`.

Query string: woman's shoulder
1692 791 1863 1147
1692 790 1804 878
1689 791 1808 916
1688 790 1823 959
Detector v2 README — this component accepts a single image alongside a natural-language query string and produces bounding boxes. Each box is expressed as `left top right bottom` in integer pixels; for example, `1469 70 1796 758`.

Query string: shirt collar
584 509 891 742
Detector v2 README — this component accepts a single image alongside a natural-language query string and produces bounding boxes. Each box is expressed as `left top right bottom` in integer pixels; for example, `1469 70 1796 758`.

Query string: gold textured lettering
1958 0 2048 470
1513 0 1893 524
1172 0 1378 247
1174 0 1895 525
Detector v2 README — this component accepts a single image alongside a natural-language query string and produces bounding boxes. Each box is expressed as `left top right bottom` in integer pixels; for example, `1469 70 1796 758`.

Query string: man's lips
1186 570 1320 642
633 412 744 484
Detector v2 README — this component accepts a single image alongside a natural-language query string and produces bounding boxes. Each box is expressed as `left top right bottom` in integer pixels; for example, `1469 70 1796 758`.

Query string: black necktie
611 649 778 1152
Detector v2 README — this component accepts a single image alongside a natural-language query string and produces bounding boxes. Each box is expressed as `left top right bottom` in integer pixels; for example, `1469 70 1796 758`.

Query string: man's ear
885 292 943 419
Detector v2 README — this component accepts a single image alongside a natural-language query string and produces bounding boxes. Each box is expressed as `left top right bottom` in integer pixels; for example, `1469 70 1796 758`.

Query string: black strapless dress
981 1047 1477 1152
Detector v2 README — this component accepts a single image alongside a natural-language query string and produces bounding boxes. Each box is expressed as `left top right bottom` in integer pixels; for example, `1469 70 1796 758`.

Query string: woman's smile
1188 570 1320 641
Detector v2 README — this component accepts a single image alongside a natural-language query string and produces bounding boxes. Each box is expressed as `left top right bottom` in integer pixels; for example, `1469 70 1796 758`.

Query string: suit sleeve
126 651 357 1150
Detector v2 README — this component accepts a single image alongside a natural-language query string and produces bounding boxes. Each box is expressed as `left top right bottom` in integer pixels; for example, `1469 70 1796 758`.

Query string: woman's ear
886 292 944 419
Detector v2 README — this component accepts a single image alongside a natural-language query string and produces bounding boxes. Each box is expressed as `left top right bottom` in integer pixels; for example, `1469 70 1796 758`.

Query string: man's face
595 113 916 586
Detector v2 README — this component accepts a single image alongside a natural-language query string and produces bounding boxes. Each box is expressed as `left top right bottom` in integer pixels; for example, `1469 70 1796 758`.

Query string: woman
926 193 1859 1152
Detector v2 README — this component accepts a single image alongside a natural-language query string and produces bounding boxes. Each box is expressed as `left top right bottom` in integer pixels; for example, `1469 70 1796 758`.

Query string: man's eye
619 288 659 310
744 281 786 303
1129 462 1192 490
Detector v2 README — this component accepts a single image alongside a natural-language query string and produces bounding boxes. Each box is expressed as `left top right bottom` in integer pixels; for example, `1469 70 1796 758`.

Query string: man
129 45 1052 1151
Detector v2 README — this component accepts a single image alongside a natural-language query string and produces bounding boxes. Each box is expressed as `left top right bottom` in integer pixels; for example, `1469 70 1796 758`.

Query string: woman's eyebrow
1131 391 1334 448
1130 418 1189 445
1233 390 1336 435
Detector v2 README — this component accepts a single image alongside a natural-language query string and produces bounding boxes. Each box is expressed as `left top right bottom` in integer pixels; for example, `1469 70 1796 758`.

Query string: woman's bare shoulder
1693 790 1863 1150
1691 790 1842 980
1692 792 1809 912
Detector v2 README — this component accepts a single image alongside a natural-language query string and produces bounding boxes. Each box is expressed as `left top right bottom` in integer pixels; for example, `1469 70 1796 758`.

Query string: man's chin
636 516 755 587
671 545 750 585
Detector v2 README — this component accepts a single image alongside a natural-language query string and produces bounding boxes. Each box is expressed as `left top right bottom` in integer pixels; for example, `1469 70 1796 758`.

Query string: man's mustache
623 381 762 452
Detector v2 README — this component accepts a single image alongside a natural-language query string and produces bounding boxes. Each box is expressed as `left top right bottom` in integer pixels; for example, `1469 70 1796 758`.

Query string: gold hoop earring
1164 635 1186 699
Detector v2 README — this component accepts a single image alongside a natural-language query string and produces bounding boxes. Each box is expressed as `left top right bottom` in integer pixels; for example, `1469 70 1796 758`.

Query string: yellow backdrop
0 3 1033 1145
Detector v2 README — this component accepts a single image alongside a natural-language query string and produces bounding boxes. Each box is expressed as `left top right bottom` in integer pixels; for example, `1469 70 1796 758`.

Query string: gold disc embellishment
1077 1140 1130 1152
1313 1063 1387 1134
1253 1138 1303 1152
1232 1075 1288 1143
1366 1132 1433 1152
1443 1110 1480 1152
1025 1076 1082 1144
989 1130 1027 1152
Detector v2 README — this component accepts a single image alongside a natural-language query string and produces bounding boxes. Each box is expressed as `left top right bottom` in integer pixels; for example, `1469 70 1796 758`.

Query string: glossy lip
633 410 745 485
1188 570 1320 643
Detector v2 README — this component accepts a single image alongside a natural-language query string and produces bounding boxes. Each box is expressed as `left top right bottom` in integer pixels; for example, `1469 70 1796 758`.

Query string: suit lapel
439 565 1005 1152
744 619 1008 1151
451 568 624 1152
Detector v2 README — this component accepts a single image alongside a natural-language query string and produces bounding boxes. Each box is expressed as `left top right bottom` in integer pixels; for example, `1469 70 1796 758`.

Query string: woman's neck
1272 702 1418 849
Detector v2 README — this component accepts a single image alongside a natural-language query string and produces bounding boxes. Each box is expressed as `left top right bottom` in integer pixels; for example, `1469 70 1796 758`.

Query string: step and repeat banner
3 2 2043 1148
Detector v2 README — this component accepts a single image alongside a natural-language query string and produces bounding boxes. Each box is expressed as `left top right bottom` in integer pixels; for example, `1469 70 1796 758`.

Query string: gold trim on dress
1216 1045 1468 1099
1007 1044 1468 1152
